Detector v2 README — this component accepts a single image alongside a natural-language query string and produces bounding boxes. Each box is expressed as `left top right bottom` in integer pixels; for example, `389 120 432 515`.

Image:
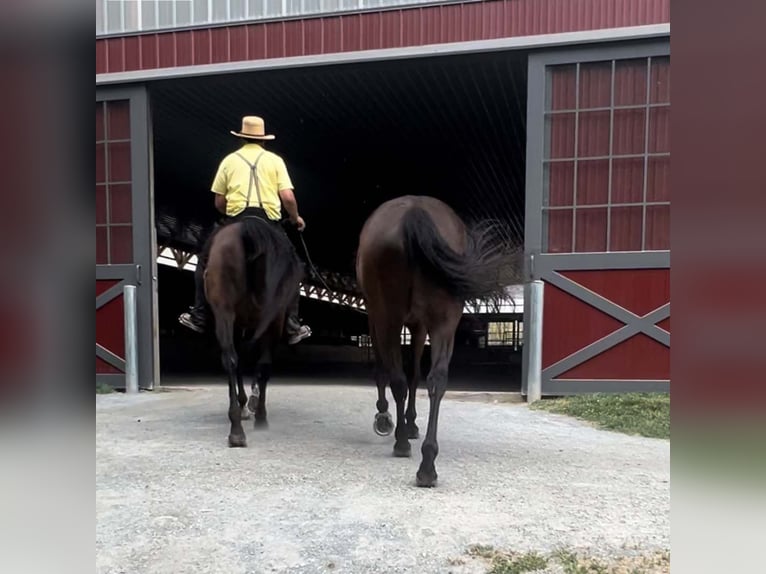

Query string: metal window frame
523 39 670 396
96 85 159 390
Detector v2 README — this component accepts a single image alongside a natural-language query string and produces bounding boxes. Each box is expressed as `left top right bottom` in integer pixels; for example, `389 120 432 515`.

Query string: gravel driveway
96 383 669 574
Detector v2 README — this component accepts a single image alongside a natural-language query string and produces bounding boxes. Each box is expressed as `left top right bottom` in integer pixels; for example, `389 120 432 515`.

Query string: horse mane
400 207 520 301
238 217 305 341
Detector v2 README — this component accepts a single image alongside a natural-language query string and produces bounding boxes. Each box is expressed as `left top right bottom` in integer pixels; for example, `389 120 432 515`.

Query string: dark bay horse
204 216 304 447
356 195 515 487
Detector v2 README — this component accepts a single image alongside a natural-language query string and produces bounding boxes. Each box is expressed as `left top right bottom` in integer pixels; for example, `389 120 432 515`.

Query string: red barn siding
96 0 670 74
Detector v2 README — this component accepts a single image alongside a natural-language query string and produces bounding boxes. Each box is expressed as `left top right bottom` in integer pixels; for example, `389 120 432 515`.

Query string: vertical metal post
526 279 544 403
123 285 139 394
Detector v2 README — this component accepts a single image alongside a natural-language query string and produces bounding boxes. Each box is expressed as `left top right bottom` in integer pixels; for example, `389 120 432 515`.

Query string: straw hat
230 116 276 140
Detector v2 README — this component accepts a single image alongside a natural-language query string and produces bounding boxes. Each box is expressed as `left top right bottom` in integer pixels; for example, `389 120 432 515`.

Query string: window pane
614 59 647 106
547 64 577 111
97 227 108 264
546 210 573 253
141 1 157 29
106 0 123 33
107 100 130 139
107 142 132 182
545 113 576 159
647 156 670 202
577 111 610 157
650 57 671 104
213 0 228 21
194 0 209 22
96 185 107 225
575 208 607 252
576 159 609 205
648 106 670 153
109 184 133 224
177 0 192 26
609 206 643 251
611 157 644 204
110 226 133 264
578 61 612 109
612 108 646 155
545 161 575 207
158 0 173 27
645 205 670 250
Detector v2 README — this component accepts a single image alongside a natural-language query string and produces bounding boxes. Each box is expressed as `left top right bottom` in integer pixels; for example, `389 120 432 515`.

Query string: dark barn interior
150 49 529 390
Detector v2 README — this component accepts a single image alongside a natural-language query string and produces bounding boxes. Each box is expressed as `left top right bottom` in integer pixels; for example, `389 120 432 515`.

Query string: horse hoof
253 417 268 429
393 442 412 458
240 406 251 420
228 434 247 448
373 412 394 437
415 469 438 488
407 425 420 440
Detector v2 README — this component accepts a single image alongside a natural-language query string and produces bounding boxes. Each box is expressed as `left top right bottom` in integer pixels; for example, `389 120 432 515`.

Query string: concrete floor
96 383 669 574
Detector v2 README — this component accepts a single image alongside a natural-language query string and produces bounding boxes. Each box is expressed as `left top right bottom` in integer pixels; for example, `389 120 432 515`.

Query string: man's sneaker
287 325 312 345
178 311 206 334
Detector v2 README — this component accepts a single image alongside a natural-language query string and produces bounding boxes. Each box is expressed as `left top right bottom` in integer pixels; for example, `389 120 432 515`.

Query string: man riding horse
178 115 312 345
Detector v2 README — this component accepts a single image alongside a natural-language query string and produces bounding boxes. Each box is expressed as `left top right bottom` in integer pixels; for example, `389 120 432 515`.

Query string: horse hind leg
406 323 426 440
236 335 250 421
252 337 273 429
375 318 411 458
416 309 460 486
215 309 246 448
370 321 393 437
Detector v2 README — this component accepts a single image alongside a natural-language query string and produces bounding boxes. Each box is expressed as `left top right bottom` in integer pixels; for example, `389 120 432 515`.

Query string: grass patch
96 382 114 394
467 545 548 574
465 546 669 574
530 393 669 439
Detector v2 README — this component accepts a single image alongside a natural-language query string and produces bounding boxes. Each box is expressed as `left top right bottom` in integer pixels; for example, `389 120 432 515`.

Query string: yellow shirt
210 143 293 220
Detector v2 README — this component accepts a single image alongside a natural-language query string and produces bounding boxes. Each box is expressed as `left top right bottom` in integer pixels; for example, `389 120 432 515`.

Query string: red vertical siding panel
547 114 576 159
96 296 125 355
96 103 104 140
229 26 248 61
284 20 304 57
542 283 622 367
422 7 440 45
96 41 107 74
402 9 422 46
109 184 133 224
509 0 521 37
265 22 285 59
549 65 577 110
175 32 193 66
463 2 483 40
106 38 124 73
107 142 131 181
645 205 670 250
381 11 402 48
613 109 646 155
96 144 106 183
577 111 610 157
140 35 158 69
323 18 342 53
157 34 175 68
247 25 267 60
96 227 108 265
562 269 670 316
304 19 323 55
650 57 671 103
482 0 506 39
211 28 230 63
123 36 140 71
341 15 362 52
441 4 462 43
107 101 131 139
193 29 212 65
559 334 669 379
361 12 382 51
96 357 122 374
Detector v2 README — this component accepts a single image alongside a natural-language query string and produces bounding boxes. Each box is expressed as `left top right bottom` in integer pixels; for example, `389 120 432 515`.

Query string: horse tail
400 206 516 301
239 217 304 341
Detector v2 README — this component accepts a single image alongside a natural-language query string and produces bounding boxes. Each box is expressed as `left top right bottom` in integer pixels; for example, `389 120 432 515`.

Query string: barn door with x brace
96 86 158 389
522 40 670 395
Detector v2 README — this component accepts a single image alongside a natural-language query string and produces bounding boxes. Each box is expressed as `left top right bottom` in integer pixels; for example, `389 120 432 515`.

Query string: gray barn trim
543 380 669 395
96 24 670 85
96 344 126 371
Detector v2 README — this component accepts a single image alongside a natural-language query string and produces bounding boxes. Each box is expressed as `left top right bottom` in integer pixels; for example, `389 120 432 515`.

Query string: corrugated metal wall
97 0 670 74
